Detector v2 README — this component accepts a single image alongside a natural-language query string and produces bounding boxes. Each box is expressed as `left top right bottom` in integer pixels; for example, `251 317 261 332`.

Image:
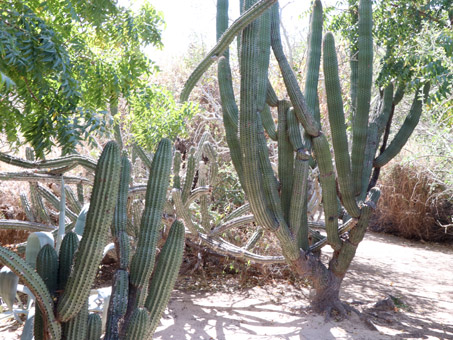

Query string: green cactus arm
209 214 255 237
323 32 360 218
393 82 406 106
58 232 79 292
123 308 150 340
287 107 305 151
34 244 59 340
360 84 394 196
62 301 88 340
223 203 251 222
132 143 153 169
348 1 359 125
218 56 245 186
304 0 323 125
57 141 121 323
113 155 131 270
172 188 203 235
198 162 211 233
36 184 78 222
239 0 278 232
113 122 123 151
270 3 319 137
255 77 301 261
129 138 172 302
55 176 66 253
36 244 59 296
64 186 82 216
261 104 277 140
105 270 129 340
374 83 430 168
181 147 196 203
244 227 264 250
0 152 96 171
28 160 52 224
266 79 279 107
215 1 245 186
87 314 102 340
312 134 342 250
0 246 61 340
181 0 277 102
173 151 182 189
375 83 394 136
359 123 378 200
309 217 358 253
198 233 286 264
202 141 219 185
185 186 211 208
20 192 35 222
217 57 239 132
144 220 185 337
76 183 84 206
278 101 295 222
0 172 91 185
350 0 373 196
34 308 46 340
289 151 310 251
194 132 211 163
0 220 56 232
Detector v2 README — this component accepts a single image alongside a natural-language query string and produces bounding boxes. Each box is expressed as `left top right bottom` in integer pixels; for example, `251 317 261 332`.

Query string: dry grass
370 163 453 242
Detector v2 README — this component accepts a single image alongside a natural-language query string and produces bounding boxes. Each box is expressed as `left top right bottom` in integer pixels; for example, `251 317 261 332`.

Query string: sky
119 0 336 65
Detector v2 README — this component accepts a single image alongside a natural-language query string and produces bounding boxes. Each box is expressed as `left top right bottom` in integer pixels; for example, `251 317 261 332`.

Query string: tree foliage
327 0 453 101
0 0 164 157
128 85 198 151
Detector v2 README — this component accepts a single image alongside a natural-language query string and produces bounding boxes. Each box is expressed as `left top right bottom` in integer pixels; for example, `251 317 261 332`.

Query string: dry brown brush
370 163 453 242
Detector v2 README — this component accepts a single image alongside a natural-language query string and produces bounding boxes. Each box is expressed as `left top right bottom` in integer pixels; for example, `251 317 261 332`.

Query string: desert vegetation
0 0 451 339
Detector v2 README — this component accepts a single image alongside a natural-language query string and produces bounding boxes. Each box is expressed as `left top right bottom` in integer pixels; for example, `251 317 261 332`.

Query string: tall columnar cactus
0 139 186 340
181 0 430 315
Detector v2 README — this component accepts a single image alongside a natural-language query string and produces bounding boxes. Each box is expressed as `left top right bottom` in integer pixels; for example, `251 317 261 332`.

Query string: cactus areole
181 0 429 317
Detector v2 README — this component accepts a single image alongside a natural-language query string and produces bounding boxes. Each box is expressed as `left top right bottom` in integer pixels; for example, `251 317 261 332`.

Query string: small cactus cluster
181 0 430 313
0 140 185 339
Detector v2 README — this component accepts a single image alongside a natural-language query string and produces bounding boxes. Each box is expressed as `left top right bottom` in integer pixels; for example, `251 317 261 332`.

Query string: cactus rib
87 313 102 340
144 220 185 337
129 138 172 299
351 0 373 196
0 246 61 340
57 141 121 322
323 32 360 218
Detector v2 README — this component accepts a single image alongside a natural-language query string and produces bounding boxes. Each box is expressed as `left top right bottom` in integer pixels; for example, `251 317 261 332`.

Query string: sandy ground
1 232 452 339
153 232 453 340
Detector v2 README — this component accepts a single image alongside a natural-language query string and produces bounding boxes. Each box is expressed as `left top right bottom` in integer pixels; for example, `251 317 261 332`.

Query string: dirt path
1 232 452 339
154 232 453 339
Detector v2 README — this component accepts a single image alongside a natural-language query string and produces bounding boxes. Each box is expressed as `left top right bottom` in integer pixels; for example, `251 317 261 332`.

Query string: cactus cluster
0 140 185 339
181 0 429 314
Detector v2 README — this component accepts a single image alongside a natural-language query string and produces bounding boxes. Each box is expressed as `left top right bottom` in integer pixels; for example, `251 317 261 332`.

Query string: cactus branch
181 0 278 102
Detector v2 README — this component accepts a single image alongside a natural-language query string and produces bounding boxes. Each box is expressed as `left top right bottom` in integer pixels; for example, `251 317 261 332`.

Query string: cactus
87 313 102 340
0 139 186 339
181 0 430 316
57 141 122 322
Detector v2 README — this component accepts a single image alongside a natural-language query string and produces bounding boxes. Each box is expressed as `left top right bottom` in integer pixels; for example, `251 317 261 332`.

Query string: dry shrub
370 164 453 242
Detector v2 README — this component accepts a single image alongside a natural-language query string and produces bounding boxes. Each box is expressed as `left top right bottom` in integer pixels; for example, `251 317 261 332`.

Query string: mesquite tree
181 0 430 316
